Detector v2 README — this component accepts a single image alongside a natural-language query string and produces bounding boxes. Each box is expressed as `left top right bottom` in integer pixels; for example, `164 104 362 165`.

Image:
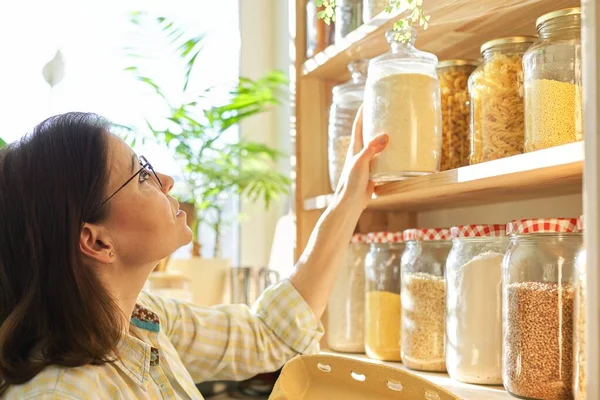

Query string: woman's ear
80 223 115 263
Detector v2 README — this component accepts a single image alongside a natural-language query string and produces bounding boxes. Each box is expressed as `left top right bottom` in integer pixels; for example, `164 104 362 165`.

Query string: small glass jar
335 0 362 42
363 29 442 182
401 228 452 372
328 59 368 191
327 233 369 353
446 225 509 385
469 37 535 163
573 215 586 400
364 231 404 361
437 60 480 170
362 0 388 23
524 8 583 152
306 0 334 58
503 218 582 400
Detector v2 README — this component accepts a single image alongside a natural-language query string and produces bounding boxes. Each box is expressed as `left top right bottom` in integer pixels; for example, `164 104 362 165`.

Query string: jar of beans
573 215 586 400
503 218 582 400
437 60 480 171
401 228 452 372
364 231 404 361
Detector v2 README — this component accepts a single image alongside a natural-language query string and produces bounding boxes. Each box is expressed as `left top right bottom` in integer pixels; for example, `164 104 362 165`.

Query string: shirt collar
130 302 161 333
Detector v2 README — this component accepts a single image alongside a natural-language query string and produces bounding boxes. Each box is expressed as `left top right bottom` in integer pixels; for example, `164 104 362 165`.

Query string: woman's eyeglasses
100 156 162 206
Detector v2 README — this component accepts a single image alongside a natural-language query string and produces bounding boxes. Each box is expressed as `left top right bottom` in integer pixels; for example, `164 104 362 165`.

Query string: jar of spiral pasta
469 36 535 163
437 60 480 170
574 215 586 400
523 8 582 152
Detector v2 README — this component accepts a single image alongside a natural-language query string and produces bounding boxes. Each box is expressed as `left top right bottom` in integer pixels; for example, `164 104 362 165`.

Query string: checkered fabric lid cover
506 218 579 235
403 228 452 242
350 233 368 244
451 224 506 238
367 231 403 244
577 215 584 232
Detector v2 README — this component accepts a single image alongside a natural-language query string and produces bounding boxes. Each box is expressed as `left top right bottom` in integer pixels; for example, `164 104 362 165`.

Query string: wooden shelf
304 142 584 212
302 0 579 81
321 351 511 399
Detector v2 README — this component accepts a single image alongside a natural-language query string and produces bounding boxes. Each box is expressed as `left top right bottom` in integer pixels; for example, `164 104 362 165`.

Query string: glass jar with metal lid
401 228 452 372
327 233 369 353
364 231 404 361
523 8 582 152
437 60 480 170
574 215 586 400
503 218 582 400
469 36 535 164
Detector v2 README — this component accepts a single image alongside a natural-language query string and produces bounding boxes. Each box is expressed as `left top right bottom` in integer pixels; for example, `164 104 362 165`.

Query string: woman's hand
330 106 388 214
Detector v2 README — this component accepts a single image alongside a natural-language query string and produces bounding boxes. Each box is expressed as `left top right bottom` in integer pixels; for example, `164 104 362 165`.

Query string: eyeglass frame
100 155 163 207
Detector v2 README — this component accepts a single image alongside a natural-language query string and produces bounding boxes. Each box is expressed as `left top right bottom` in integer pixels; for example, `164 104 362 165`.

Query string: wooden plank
303 0 580 81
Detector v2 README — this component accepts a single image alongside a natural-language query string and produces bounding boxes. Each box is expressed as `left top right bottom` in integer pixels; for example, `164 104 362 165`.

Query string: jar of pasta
468 64 484 164
328 59 368 191
327 233 369 353
574 215 586 400
401 228 451 372
363 28 442 182
470 36 535 163
523 8 582 152
364 231 404 361
437 60 480 170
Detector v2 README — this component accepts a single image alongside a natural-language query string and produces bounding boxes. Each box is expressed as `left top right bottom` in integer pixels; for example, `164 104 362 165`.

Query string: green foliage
0 137 6 149
125 14 291 257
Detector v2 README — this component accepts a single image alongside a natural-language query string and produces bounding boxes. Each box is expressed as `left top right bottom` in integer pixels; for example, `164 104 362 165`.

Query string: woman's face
101 134 193 266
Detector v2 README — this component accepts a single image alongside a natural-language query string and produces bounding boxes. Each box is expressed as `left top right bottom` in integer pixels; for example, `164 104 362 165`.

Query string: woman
0 111 387 399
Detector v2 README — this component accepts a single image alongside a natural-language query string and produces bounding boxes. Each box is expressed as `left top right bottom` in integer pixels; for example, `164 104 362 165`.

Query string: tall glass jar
468 64 484 165
328 234 369 353
446 225 509 385
363 29 442 183
437 60 480 170
306 0 334 58
362 0 388 23
524 8 582 152
328 60 368 191
469 37 535 163
335 0 362 42
401 228 452 372
503 218 582 400
573 215 586 400
364 231 404 361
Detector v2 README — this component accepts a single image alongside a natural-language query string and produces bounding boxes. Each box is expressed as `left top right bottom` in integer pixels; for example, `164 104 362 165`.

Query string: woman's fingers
357 133 388 164
350 105 364 156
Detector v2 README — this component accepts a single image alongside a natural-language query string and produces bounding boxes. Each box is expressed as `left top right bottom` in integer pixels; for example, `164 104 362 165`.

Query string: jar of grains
437 60 480 170
523 8 583 152
328 59 368 191
335 0 363 42
327 233 369 353
364 231 404 361
363 28 442 183
503 218 582 400
573 215 586 400
362 0 387 23
446 224 509 384
401 228 452 372
469 36 535 163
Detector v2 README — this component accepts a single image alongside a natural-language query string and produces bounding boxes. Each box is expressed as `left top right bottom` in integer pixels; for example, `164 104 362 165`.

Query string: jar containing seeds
437 60 480 170
573 215 586 400
401 228 452 372
364 231 404 361
328 233 369 353
503 218 582 400
328 59 368 191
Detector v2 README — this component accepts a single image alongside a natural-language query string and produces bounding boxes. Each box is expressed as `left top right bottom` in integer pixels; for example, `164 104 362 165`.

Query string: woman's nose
157 172 174 193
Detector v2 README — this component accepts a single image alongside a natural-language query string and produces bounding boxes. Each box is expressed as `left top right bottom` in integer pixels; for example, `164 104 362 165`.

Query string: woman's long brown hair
0 113 125 394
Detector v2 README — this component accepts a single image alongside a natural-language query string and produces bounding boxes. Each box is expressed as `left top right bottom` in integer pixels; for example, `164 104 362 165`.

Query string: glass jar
446 225 509 385
363 29 442 182
469 37 535 163
524 8 583 152
503 218 582 400
401 228 452 372
328 59 368 191
364 231 404 361
328 234 369 353
362 0 388 23
468 64 484 165
573 215 586 400
437 60 480 170
147 272 193 303
306 0 334 58
335 0 362 42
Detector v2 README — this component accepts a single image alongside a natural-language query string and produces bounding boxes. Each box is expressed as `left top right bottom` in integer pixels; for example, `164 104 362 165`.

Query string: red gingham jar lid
367 231 403 244
403 228 452 242
577 215 584 232
506 218 579 235
350 233 368 244
451 224 506 238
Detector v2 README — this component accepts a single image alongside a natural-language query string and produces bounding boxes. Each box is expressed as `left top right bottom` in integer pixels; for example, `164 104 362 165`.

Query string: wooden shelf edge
303 142 584 212
321 351 511 399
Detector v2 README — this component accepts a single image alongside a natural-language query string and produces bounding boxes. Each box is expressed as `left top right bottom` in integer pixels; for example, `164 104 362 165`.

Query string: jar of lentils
503 218 582 400
573 215 586 400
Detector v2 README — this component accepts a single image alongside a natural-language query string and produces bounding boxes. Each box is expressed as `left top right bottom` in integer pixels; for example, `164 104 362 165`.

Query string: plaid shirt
3 280 323 399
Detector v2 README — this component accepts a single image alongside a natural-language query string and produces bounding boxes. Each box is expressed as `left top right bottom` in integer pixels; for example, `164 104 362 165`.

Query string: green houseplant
125 14 291 258
0 138 5 149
